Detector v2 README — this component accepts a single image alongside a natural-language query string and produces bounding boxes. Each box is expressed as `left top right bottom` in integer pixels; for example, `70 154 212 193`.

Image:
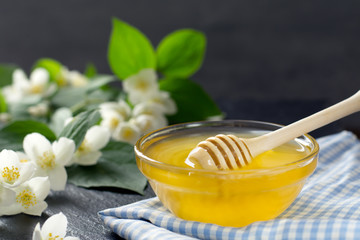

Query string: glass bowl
135 120 319 227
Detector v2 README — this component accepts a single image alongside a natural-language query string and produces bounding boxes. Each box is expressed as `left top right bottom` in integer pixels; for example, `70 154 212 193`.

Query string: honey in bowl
135 120 319 227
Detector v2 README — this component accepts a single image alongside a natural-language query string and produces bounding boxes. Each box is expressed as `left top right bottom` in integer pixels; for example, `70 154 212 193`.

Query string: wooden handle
247 91 360 156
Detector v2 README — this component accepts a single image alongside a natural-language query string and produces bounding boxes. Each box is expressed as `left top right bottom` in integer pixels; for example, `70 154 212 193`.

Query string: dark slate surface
0 99 344 240
2 184 156 240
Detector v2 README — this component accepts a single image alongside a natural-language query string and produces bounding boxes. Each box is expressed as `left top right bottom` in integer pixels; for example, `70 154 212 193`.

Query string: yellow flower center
30 84 44 94
141 118 152 131
16 189 37 209
116 109 127 119
110 118 119 129
77 140 90 154
37 151 56 170
123 128 135 139
72 76 88 87
135 79 148 92
56 75 67 87
20 159 29 163
48 233 63 240
1 166 20 184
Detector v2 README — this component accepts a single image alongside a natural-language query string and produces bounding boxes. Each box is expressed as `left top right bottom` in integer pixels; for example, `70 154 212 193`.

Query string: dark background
1 0 360 126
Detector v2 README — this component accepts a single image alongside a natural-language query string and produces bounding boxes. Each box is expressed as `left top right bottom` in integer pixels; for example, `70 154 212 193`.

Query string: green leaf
59 109 100 149
49 107 73 136
33 58 62 82
156 29 206 78
84 63 97 78
0 64 18 87
67 140 147 194
51 87 87 108
160 77 223 124
52 75 116 108
0 90 7 113
0 120 57 151
108 18 156 80
52 85 116 114
8 95 42 120
85 74 116 93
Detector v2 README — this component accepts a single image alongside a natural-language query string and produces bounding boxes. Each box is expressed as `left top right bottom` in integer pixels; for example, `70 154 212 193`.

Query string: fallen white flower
32 212 79 240
23 133 75 191
0 177 50 216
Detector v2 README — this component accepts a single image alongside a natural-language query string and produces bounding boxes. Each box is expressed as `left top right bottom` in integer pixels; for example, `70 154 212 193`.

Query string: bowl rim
134 120 319 175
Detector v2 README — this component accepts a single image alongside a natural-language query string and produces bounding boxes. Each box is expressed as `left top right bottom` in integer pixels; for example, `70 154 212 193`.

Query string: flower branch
0 18 223 219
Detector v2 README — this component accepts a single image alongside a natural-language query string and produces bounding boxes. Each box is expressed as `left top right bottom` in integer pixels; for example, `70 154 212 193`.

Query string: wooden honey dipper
186 91 360 170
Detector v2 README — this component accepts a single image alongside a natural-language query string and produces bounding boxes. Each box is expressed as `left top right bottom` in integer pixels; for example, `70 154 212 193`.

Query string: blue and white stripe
99 131 360 239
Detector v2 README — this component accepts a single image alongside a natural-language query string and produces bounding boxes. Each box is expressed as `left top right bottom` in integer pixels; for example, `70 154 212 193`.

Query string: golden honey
136 121 318 227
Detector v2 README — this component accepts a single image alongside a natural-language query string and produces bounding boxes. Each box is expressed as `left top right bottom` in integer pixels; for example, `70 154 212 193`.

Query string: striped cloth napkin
99 131 360 239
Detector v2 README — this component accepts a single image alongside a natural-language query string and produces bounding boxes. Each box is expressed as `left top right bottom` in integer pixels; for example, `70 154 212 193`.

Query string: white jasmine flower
100 109 125 132
2 69 28 103
0 149 35 188
0 185 16 207
70 126 110 166
206 114 224 121
123 68 159 104
64 117 74 127
50 108 73 136
32 212 79 240
56 67 70 87
28 101 49 117
2 68 56 103
131 114 167 134
0 176 50 216
24 68 56 97
56 67 88 88
67 70 88 87
132 101 165 118
99 100 131 120
148 91 177 115
27 68 50 94
112 121 141 144
0 112 11 123
16 151 31 163
23 133 75 191
13 69 29 89
1 85 22 104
